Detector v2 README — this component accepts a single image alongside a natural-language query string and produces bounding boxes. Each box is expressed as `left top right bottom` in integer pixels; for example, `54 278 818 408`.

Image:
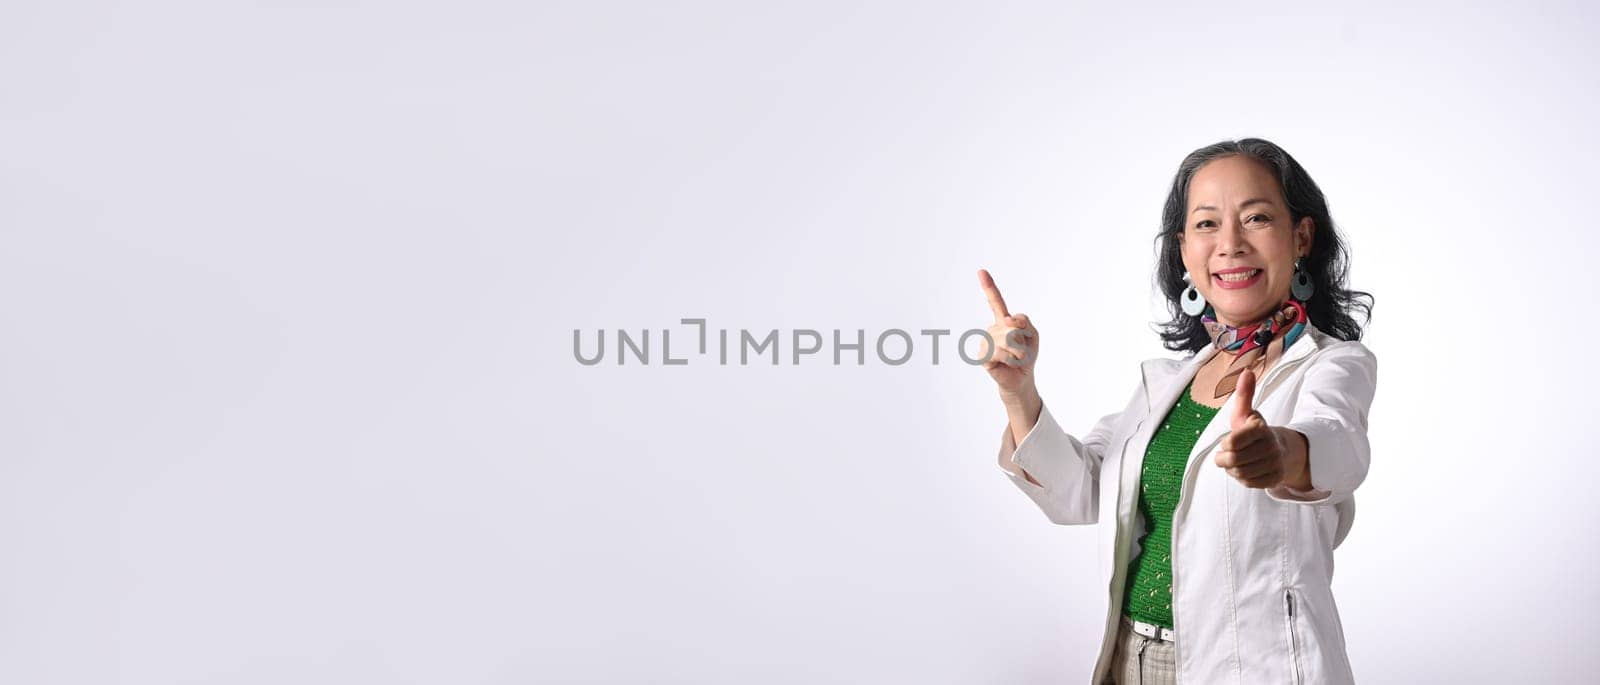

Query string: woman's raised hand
977 269 1040 402
980 269 1046 474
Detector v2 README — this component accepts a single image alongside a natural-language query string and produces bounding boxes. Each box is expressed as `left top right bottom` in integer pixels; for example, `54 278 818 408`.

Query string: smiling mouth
1209 268 1260 288
1214 269 1262 283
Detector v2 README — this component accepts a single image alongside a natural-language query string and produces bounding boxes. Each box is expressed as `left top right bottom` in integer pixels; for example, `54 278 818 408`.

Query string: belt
1124 615 1176 642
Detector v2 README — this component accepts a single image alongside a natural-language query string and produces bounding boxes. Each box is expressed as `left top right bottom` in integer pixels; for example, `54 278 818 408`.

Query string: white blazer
998 322 1377 684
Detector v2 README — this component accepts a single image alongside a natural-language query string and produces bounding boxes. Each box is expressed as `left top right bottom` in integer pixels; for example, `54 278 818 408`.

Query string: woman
979 138 1376 684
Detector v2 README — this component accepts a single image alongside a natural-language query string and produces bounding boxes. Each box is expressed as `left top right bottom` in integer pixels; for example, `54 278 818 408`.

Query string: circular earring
1291 256 1315 300
1181 271 1207 316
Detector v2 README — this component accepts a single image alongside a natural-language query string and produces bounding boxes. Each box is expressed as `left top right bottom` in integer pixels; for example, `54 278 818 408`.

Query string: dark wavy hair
1152 138 1374 353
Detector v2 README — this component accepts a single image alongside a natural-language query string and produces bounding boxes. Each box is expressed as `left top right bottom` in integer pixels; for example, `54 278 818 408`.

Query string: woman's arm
1271 426 1314 491
1265 340 1379 505
999 392 1044 483
996 375 1146 525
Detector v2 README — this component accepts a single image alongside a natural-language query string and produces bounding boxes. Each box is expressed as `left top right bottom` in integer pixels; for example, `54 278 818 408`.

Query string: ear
1295 216 1315 256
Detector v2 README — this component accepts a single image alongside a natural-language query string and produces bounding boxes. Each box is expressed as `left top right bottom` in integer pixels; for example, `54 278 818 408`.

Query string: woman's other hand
1214 368 1313 490
977 269 1039 395
978 269 1044 447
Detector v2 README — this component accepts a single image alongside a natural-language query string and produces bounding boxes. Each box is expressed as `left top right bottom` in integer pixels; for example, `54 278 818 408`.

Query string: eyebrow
1190 198 1275 215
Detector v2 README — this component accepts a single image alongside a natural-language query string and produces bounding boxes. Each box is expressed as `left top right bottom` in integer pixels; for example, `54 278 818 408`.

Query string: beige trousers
1103 615 1177 685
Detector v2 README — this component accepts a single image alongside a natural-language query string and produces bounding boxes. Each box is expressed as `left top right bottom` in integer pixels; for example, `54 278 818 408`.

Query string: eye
1193 219 1218 230
1246 213 1271 225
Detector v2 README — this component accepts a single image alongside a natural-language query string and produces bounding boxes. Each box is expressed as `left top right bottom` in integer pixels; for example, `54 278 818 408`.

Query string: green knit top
1121 380 1221 629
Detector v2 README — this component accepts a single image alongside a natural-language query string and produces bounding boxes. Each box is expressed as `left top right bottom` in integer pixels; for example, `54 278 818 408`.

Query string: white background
3 1 1597 682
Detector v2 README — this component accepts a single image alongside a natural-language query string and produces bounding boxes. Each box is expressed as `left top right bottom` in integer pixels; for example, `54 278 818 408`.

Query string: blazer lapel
1121 349 1219 518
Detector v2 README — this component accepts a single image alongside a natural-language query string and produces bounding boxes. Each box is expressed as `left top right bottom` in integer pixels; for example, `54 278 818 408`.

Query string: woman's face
1177 155 1314 327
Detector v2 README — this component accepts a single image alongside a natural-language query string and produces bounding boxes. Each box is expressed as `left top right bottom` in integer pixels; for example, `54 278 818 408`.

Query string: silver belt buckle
1131 618 1175 643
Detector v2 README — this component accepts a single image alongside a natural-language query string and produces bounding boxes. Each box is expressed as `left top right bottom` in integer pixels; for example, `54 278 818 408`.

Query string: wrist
999 385 1041 414
1275 427 1313 490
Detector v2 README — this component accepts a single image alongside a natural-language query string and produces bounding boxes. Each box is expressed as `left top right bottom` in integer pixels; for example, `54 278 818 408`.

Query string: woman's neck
1210 304 1282 328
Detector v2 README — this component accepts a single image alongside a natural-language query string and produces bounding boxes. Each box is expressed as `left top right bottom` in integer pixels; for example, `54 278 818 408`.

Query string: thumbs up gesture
1213 367 1306 489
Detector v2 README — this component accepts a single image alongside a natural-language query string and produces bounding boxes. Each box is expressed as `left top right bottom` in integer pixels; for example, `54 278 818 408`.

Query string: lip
1212 267 1264 290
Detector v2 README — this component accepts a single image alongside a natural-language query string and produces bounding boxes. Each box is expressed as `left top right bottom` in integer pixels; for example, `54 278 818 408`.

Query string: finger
978 269 1011 322
1002 327 1033 354
985 355 1024 370
1234 439 1280 466
1240 470 1283 489
982 326 1025 358
1008 313 1036 338
1226 458 1279 481
1004 329 1038 366
985 341 1023 364
991 337 1038 367
1220 420 1270 452
1214 448 1251 469
980 330 1025 360
1231 367 1257 431
1213 442 1275 469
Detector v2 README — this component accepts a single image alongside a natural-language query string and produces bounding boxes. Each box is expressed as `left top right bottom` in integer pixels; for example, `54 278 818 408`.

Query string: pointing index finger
977 268 1011 322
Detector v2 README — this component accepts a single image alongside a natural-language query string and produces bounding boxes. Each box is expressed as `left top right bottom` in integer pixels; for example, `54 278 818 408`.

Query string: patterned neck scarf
1199 298 1309 400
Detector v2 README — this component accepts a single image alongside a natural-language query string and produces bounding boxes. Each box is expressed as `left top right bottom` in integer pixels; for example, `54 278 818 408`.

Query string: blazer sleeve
995 376 1145 525
1265 340 1379 506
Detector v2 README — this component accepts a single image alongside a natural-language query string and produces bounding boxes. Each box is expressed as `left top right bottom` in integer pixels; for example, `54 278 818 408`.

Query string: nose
1214 217 1248 258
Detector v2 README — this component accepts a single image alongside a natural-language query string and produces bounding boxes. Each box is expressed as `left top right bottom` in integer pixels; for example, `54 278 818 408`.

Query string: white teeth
1216 269 1260 282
